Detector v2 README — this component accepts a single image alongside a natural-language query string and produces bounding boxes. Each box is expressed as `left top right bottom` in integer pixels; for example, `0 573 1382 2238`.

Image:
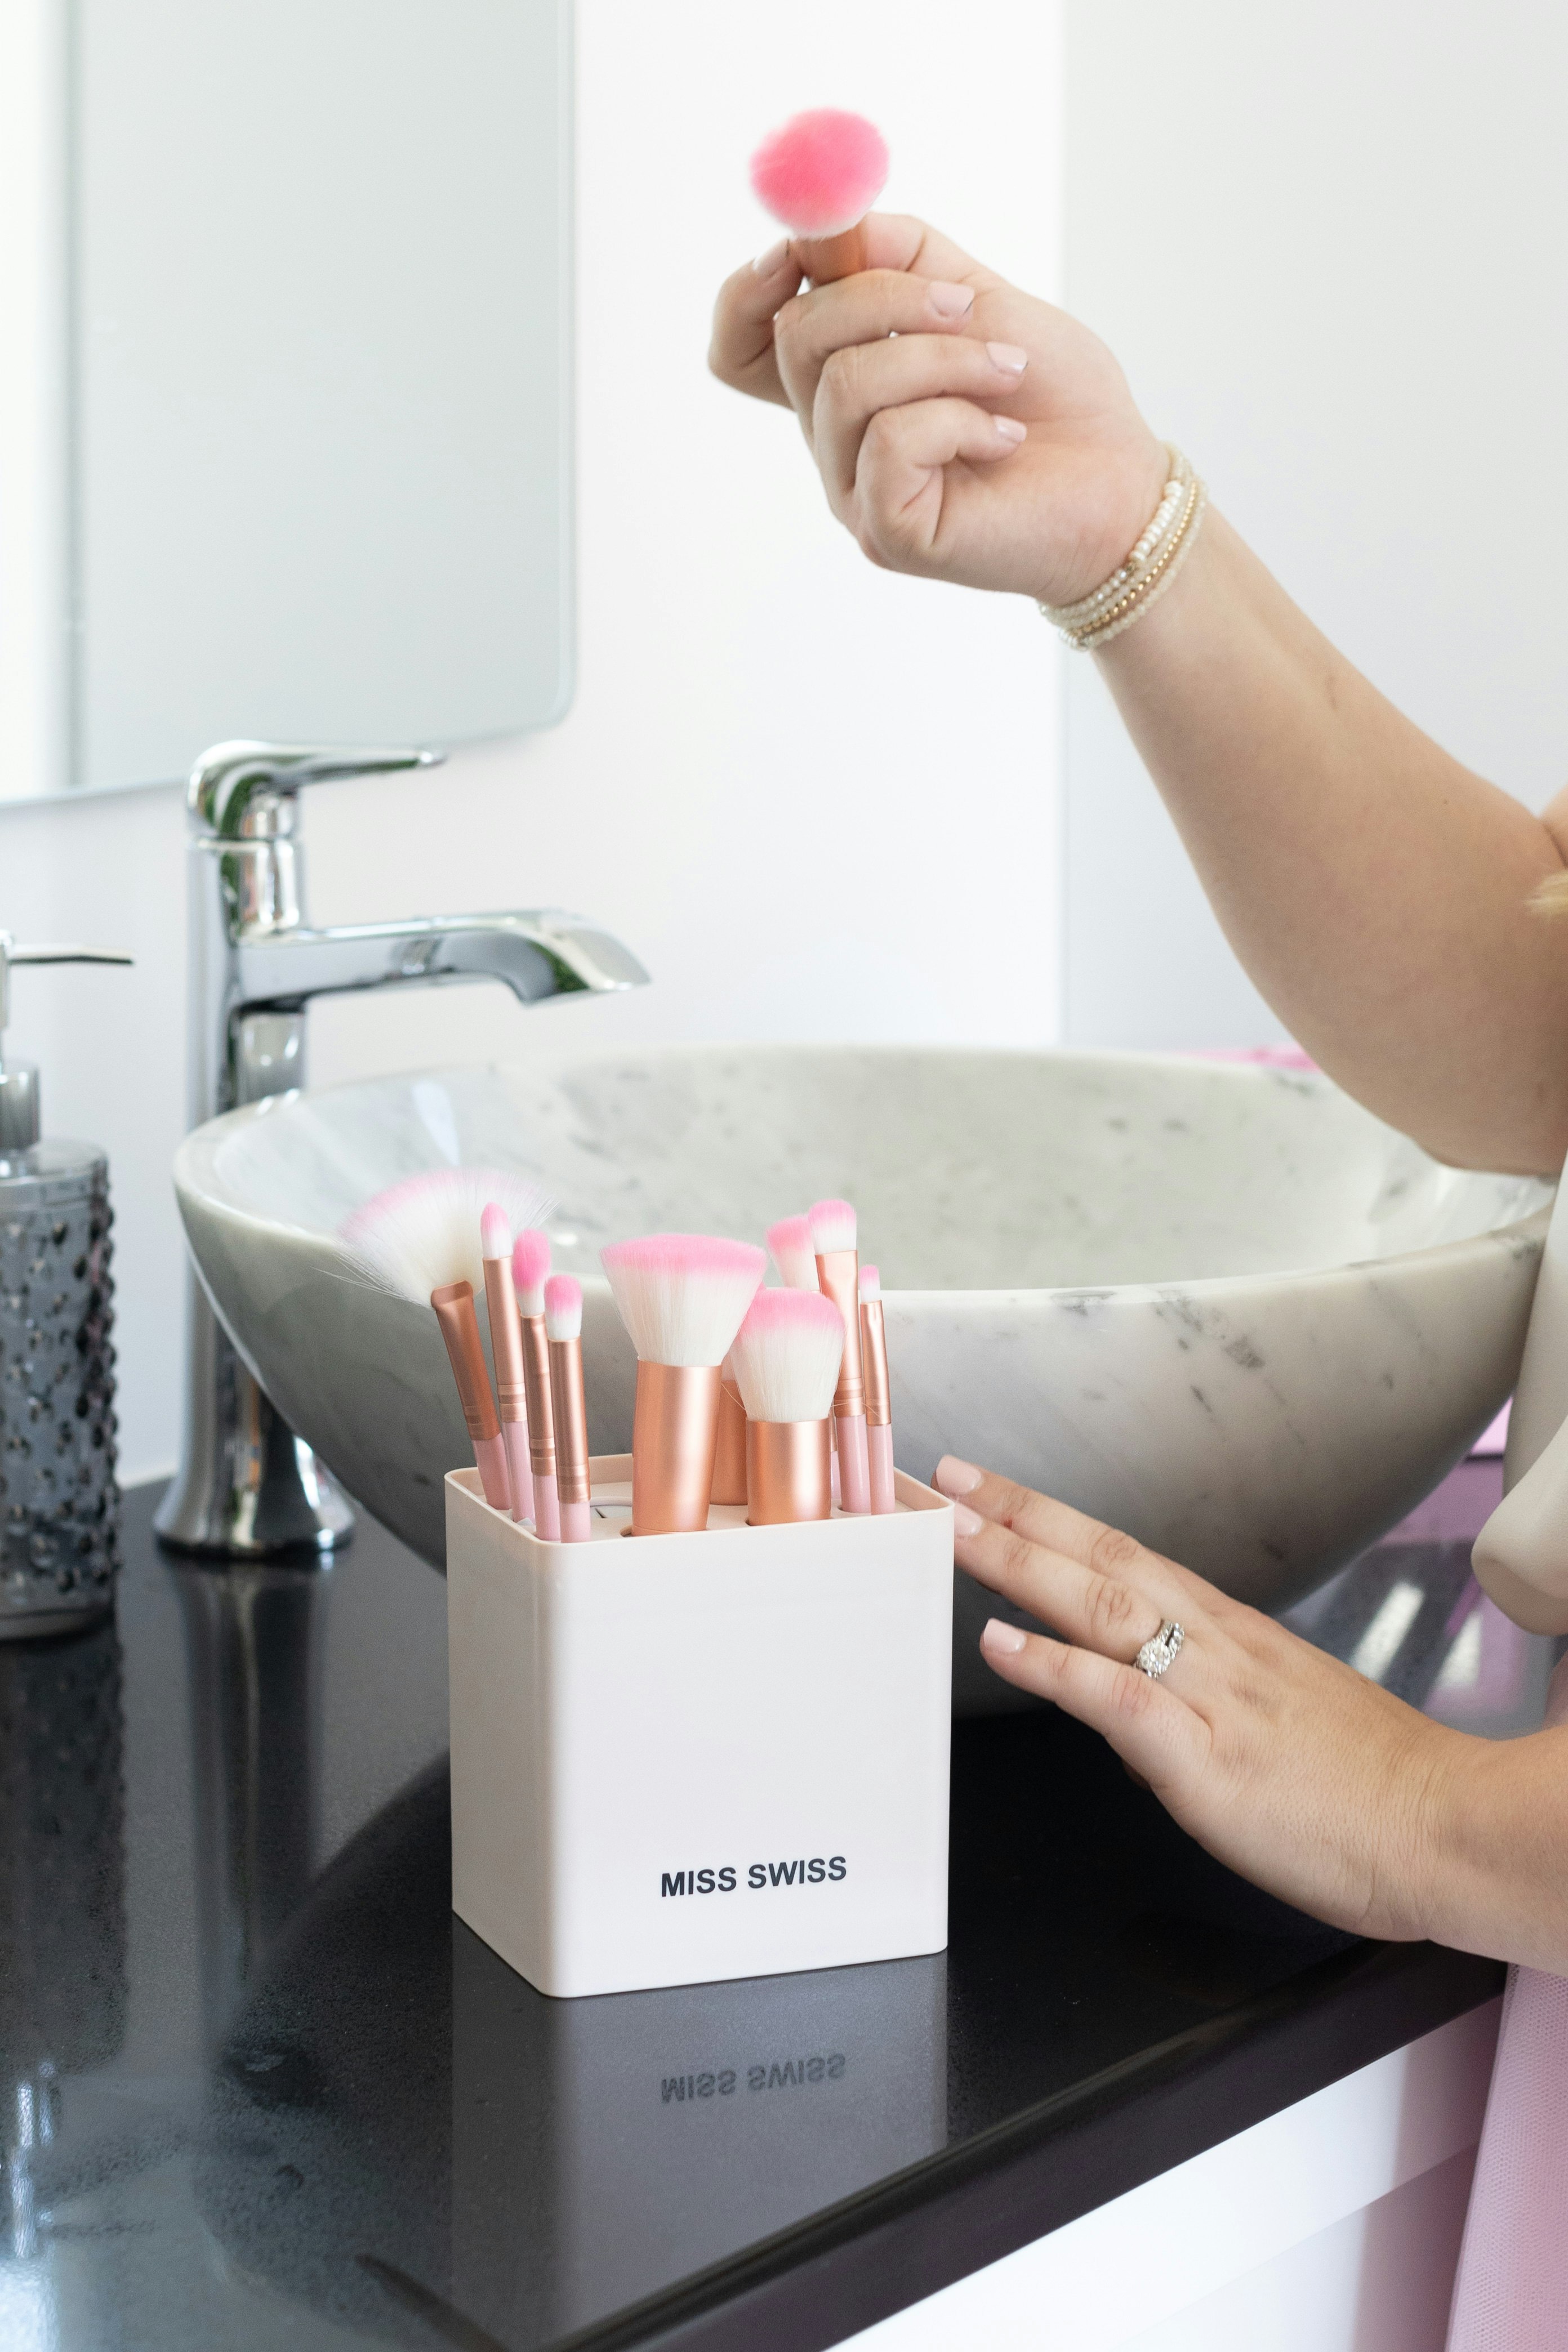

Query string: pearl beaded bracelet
1039 446 1207 651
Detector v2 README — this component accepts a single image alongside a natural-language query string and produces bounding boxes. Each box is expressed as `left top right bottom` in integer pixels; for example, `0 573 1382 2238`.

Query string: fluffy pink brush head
809 1197 858 1254
749 109 889 238
511 1227 551 1315
544 1273 582 1343
480 1202 511 1260
731 1288 846 1424
859 1263 881 1300
600 1233 767 1367
766 1213 820 1292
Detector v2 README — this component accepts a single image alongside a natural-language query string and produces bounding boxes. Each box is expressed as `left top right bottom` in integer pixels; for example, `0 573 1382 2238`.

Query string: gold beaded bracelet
1039 446 1208 652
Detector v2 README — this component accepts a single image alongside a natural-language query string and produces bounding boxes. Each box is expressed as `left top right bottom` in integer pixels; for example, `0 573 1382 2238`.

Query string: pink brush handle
558 1497 591 1543
835 1414 871 1514
533 1467 562 1542
473 1430 511 1513
868 1423 895 1514
502 1422 534 1524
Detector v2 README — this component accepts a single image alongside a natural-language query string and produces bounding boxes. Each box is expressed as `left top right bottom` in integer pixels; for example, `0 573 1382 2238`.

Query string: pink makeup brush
480 1204 534 1524
859 1265 896 1514
340 1167 551 1304
765 1214 821 1293
600 1235 767 1535
750 107 889 284
430 1281 511 1511
711 1351 749 1508
544 1275 591 1543
810 1197 871 1513
513 1230 560 1540
730 1289 845 1525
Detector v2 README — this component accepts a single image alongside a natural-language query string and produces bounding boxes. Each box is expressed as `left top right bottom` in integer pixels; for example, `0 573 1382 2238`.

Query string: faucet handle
188 740 444 839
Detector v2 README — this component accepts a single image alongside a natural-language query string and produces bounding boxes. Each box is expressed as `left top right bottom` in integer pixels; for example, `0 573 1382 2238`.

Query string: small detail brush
513 1230 560 1540
859 1265 896 1514
750 108 890 284
765 1214 821 1293
544 1275 591 1543
711 1351 749 1507
601 1235 767 1535
431 1281 511 1511
730 1289 845 1525
480 1204 534 1525
810 1197 871 1513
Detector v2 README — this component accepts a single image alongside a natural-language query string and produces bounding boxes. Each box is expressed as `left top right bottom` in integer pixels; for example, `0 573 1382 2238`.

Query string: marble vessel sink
172 1046 1550 1710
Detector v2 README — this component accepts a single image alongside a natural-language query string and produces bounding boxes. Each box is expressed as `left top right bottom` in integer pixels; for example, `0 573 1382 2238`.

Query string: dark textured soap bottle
0 938 132 1638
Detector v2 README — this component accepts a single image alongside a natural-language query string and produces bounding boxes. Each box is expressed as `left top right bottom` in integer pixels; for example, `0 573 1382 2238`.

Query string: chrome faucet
154 741 649 1561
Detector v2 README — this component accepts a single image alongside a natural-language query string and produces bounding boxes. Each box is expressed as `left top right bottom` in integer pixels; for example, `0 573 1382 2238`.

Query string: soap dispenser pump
0 936 132 1637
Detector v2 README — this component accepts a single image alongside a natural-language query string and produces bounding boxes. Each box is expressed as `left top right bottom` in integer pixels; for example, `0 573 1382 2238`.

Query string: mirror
14 0 571 802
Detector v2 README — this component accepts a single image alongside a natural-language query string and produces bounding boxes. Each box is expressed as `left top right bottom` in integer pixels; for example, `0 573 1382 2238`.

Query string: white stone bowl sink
172 1046 1549 1711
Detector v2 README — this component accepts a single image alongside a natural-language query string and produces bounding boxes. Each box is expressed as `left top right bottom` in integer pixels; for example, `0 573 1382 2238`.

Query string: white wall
1063 0 1568 1049
0 0 1064 1485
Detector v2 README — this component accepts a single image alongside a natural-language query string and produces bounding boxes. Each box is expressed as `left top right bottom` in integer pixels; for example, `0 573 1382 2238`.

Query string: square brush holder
447 1454 954 1999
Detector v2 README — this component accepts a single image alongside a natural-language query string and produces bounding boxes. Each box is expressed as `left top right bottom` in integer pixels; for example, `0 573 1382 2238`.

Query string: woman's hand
935 1454 1469 1946
710 213 1167 608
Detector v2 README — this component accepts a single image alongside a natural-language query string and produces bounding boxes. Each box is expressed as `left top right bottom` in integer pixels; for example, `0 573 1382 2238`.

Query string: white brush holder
447 1454 954 1999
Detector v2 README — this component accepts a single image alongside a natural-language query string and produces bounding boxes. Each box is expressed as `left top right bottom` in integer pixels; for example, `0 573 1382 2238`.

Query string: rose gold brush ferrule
520 1314 556 1482
630 1362 722 1535
548 1334 591 1516
861 1298 890 1427
745 1419 831 1525
814 1250 866 1420
710 1376 748 1507
431 1281 510 1511
796 222 868 283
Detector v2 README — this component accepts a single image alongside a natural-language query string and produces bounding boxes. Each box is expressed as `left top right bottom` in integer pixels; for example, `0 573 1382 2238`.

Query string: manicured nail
982 1619 1028 1657
934 1457 983 1495
986 341 1028 373
928 280 975 319
952 1502 984 1539
752 238 791 275
994 416 1027 444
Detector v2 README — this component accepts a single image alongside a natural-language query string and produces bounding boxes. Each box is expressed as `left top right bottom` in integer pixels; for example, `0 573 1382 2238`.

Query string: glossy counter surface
0 1463 1544 2352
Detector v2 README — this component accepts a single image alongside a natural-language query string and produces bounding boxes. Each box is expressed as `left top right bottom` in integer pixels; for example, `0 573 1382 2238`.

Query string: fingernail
752 238 791 275
994 416 1027 444
982 1619 1028 1657
952 1502 984 1539
986 341 1028 373
927 280 975 319
934 1456 983 1495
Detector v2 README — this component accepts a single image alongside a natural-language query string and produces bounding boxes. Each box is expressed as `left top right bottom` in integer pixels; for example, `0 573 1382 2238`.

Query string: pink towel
1446 1652 1568 2350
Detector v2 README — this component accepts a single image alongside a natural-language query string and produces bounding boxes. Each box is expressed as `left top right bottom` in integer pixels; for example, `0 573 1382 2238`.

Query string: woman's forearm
1424 1726 1568 1972
1098 513 1568 1173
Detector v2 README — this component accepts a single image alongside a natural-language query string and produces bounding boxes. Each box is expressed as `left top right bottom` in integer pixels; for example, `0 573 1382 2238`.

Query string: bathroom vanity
0 1455 1533 2352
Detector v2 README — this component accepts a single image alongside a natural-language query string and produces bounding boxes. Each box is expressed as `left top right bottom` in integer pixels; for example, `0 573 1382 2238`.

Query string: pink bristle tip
600 1233 767 1368
859 1264 881 1299
731 1288 846 1424
512 1229 551 1291
544 1273 582 1343
808 1197 858 1253
480 1202 511 1258
749 109 889 238
766 1213 820 1290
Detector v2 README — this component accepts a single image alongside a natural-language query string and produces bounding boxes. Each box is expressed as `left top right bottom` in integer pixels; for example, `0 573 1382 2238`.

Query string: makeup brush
544 1275 591 1543
711 1351 749 1508
430 1281 511 1511
859 1265 896 1514
339 1168 551 1304
600 1235 767 1535
810 1197 871 1513
480 1204 533 1525
765 1214 821 1292
513 1230 561 1540
750 107 889 284
730 1289 845 1525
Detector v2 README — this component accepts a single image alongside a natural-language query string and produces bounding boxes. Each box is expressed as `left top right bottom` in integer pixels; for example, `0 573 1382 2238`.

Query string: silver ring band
1134 1620 1185 1680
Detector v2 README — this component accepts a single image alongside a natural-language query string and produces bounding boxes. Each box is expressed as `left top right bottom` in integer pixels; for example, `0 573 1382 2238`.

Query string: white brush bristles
340 1168 551 1303
600 1235 766 1368
480 1202 513 1262
731 1290 845 1425
544 1275 582 1343
512 1228 551 1317
766 1214 821 1291
808 1197 858 1255
859 1264 882 1302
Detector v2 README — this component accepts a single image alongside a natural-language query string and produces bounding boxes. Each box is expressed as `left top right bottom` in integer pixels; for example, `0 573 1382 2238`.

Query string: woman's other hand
936 1454 1478 1949
709 213 1166 608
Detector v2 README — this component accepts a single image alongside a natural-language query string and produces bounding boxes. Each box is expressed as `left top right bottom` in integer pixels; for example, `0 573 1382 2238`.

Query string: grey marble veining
172 1046 1549 1708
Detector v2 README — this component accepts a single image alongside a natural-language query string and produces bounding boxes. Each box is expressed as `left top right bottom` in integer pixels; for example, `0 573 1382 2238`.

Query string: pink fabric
1446 1652 1568 2350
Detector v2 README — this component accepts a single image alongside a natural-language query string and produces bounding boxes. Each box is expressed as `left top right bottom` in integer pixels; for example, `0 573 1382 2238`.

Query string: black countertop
0 1461 1547 2352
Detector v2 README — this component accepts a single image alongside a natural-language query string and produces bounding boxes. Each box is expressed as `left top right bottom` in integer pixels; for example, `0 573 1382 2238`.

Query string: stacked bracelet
1039 446 1207 651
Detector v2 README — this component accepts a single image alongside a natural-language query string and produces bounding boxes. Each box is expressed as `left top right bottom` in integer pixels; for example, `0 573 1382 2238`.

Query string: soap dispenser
0 936 132 1638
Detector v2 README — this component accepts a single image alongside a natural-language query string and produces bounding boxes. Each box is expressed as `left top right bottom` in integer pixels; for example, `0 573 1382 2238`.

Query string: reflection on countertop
0 1460 1540 2352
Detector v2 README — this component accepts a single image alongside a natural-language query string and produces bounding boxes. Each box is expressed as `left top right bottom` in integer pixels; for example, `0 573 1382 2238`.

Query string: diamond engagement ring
1134 1620 1185 1680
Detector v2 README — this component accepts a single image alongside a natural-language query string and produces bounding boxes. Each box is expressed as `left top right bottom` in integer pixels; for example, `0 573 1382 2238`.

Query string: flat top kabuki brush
731 1289 845 1525
601 1235 766 1535
750 107 889 285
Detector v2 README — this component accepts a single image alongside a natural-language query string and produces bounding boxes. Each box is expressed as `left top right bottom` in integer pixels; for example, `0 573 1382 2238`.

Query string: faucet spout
232 912 648 1013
